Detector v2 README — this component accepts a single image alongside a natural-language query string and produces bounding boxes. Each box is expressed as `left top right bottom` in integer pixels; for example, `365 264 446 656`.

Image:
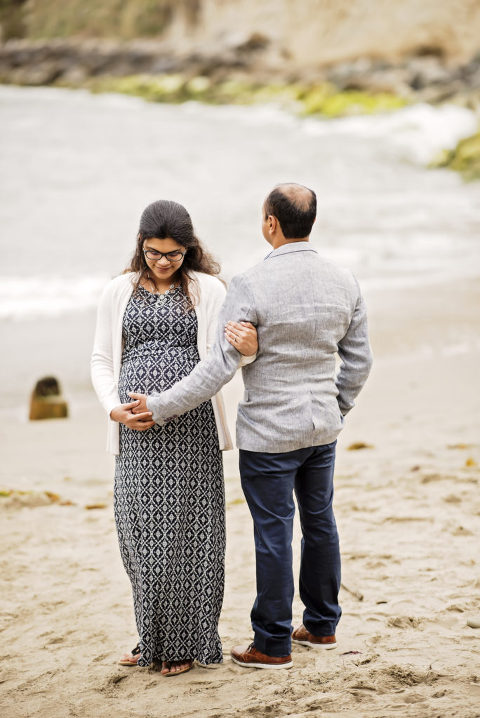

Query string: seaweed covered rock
29 376 68 420
431 131 480 181
448 132 480 180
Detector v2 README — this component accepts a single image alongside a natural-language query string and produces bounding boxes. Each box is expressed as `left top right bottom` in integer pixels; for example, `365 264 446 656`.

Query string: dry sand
1 278 480 718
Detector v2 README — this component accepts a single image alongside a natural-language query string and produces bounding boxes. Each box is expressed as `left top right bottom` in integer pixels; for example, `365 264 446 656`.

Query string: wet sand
1 278 480 718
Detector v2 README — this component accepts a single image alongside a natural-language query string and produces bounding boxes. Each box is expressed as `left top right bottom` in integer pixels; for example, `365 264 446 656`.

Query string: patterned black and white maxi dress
115 285 225 667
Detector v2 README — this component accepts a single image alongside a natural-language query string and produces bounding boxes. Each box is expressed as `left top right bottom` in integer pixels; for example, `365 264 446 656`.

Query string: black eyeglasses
143 249 186 263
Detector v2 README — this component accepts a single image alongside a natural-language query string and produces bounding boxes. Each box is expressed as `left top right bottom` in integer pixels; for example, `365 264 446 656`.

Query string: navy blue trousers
239 441 341 657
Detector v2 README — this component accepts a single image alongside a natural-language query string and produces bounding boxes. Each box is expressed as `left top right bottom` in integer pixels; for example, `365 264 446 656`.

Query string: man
130 183 372 669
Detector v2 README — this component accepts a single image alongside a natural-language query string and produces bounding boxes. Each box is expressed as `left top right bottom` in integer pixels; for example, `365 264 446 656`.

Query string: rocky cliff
1 0 479 68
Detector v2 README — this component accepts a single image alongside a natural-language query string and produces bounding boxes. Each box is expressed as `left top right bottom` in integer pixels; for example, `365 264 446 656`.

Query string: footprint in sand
467 617 480 628
92 652 111 662
452 525 473 536
387 616 424 629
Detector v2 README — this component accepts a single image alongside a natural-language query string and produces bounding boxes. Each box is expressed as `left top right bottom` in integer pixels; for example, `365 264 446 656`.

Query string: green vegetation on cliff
87 73 407 118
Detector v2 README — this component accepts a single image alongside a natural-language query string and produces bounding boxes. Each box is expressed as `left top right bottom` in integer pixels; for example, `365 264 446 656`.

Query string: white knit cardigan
91 271 249 455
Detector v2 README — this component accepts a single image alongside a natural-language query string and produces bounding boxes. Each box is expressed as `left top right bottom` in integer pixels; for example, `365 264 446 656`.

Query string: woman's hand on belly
110 400 155 431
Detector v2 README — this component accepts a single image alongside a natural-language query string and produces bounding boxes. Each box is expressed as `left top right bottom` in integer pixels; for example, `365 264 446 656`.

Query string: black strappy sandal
118 643 141 666
161 659 194 677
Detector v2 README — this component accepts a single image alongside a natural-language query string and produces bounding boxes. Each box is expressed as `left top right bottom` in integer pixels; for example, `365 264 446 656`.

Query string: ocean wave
177 95 478 160
174 96 478 165
301 103 478 164
0 276 110 320
2 85 477 168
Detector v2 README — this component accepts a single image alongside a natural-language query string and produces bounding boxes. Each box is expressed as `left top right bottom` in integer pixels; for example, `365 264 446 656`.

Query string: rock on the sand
29 376 69 420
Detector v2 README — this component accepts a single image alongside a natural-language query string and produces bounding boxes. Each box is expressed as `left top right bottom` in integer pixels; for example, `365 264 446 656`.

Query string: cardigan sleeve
205 278 227 356
91 282 122 416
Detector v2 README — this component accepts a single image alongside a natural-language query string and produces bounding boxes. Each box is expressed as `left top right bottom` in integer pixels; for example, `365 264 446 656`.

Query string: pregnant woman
91 199 257 676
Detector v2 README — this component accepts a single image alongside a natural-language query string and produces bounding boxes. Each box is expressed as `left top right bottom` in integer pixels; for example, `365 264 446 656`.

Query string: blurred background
1 0 479 418
1 4 480 717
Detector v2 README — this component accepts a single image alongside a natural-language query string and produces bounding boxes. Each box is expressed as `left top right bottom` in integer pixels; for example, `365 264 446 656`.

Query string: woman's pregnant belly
118 346 199 404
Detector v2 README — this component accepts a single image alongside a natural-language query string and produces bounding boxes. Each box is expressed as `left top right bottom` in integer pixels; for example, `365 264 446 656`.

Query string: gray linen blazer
147 242 373 453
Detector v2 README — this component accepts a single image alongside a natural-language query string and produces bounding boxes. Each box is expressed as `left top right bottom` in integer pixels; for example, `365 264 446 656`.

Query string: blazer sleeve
90 283 121 416
147 273 257 424
206 278 256 367
335 280 373 416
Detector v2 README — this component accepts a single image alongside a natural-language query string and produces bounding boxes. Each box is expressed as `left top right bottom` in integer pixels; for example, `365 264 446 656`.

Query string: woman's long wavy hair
125 199 220 304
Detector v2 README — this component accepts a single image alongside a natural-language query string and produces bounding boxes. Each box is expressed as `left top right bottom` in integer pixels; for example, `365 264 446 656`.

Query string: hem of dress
138 655 224 667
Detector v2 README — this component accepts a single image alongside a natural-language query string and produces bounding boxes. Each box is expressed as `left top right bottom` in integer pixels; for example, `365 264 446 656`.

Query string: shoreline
1 40 480 117
3 274 480 407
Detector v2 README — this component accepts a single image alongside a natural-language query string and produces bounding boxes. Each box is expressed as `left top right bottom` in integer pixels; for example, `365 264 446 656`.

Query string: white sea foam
301 103 478 164
180 95 479 156
0 276 109 320
178 96 478 165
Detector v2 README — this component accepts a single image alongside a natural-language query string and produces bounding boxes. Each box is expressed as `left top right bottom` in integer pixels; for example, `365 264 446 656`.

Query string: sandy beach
1 276 480 718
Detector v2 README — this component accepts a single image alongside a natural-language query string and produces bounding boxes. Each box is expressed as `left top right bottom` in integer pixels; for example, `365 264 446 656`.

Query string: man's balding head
264 183 316 240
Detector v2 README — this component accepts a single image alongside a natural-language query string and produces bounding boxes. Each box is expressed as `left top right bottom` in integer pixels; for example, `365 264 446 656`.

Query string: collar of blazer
264 241 317 260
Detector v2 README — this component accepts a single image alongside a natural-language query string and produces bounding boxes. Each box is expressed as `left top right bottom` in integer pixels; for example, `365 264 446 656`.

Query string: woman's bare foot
161 659 194 676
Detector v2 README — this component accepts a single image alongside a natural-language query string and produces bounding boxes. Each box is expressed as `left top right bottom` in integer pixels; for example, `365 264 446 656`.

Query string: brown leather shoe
231 642 293 669
292 625 337 650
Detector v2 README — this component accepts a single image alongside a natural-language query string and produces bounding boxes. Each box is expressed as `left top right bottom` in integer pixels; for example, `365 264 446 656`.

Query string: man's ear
268 215 277 234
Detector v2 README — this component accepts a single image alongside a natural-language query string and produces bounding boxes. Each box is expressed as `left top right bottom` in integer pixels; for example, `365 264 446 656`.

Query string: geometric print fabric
115 286 225 666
